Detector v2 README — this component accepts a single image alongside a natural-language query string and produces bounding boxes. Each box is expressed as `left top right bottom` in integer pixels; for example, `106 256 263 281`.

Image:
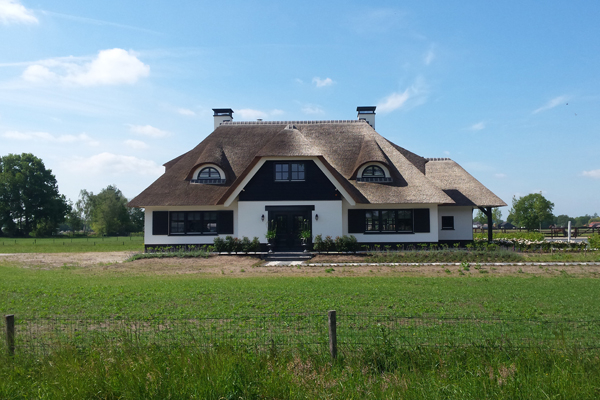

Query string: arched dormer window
191 165 226 184
357 163 392 183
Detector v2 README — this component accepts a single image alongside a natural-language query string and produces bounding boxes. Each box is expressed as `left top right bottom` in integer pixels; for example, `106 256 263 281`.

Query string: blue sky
1 0 598 217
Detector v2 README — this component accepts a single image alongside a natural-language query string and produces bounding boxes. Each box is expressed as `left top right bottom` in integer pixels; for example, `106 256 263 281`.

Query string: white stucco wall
438 206 474 241
144 201 238 245
342 200 439 242
238 200 343 243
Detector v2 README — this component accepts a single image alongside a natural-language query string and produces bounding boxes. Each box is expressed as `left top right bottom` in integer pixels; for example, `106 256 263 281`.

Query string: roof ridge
223 120 368 125
426 157 452 161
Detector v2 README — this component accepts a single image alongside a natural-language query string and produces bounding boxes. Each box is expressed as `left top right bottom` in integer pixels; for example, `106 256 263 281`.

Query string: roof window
357 164 392 182
191 166 226 184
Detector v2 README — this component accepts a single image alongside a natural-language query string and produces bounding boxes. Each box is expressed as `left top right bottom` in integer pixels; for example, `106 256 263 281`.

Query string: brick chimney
213 108 234 129
357 106 376 129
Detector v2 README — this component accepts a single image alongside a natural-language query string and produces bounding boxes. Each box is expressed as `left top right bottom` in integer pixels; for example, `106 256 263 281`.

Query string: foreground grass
1 262 599 319
0 236 144 253
2 344 599 399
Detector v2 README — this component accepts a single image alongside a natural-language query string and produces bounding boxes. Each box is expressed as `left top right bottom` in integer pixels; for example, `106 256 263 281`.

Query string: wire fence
2 313 599 356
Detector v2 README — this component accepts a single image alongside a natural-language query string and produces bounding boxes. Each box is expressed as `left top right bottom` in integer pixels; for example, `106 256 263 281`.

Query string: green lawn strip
0 236 144 253
1 344 598 399
1 263 598 320
363 249 600 263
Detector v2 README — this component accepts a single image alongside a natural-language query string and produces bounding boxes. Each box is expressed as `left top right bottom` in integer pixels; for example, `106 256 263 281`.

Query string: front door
271 211 311 251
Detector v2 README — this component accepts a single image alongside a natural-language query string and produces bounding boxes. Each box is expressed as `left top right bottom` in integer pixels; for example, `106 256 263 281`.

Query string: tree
77 185 142 236
0 153 69 236
65 200 84 234
555 214 574 228
474 208 503 226
574 214 593 227
508 193 554 230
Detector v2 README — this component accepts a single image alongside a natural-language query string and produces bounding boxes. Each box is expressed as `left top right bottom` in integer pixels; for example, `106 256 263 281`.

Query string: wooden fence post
5 314 15 356
328 310 337 360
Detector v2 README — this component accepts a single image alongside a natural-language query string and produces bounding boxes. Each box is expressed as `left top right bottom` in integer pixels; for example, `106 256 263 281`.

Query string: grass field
2 261 599 319
0 235 144 253
2 255 600 399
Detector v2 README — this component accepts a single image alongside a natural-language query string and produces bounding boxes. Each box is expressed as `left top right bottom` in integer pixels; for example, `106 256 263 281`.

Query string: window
169 211 228 235
170 212 185 234
363 165 384 178
348 209 430 234
357 164 392 182
192 167 226 184
275 162 305 181
441 216 455 230
365 209 413 233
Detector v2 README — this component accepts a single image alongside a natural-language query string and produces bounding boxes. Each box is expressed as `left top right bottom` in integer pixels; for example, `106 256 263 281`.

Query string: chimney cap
212 108 234 116
357 106 376 114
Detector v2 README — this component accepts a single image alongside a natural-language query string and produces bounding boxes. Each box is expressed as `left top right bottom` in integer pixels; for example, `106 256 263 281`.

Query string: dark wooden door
272 211 311 251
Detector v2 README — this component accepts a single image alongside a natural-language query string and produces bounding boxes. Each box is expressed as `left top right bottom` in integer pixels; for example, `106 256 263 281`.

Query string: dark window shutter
413 209 430 233
152 211 169 235
218 211 234 234
348 209 366 233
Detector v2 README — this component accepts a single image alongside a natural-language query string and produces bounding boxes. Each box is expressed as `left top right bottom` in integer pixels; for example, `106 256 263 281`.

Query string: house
128 107 506 251
499 222 515 230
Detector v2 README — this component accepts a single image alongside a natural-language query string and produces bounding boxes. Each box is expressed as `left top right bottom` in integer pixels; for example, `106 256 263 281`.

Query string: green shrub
474 231 545 241
250 237 261 252
313 234 323 252
240 236 252 253
323 236 335 252
588 234 600 249
213 237 227 252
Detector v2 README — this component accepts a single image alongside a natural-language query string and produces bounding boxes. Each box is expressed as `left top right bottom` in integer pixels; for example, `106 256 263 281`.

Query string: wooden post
328 310 337 360
5 314 14 356
478 207 494 243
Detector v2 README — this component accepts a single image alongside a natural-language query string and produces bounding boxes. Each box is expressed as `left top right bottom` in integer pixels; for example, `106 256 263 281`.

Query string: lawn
0 236 144 253
2 258 600 399
1 261 599 319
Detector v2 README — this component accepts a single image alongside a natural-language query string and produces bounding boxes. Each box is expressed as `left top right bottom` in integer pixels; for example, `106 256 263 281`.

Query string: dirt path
1 252 599 277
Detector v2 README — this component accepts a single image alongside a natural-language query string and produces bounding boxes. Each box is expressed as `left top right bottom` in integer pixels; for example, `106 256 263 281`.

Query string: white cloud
377 78 428 113
312 77 334 88
582 169 600 179
533 95 568 114
236 109 285 120
237 108 267 120
127 124 170 138
22 65 58 83
21 48 150 86
3 130 99 146
443 151 450 156
377 91 410 113
0 0 38 24
63 152 164 176
424 47 435 66
124 139 149 150
302 104 324 115
469 121 486 131
177 108 196 116
495 173 507 179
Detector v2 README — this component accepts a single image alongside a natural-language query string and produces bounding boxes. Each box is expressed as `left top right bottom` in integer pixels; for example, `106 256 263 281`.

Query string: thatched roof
129 120 505 208
425 159 506 207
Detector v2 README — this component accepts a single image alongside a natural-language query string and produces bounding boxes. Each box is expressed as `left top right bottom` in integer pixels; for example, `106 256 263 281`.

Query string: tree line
474 192 599 230
0 153 143 237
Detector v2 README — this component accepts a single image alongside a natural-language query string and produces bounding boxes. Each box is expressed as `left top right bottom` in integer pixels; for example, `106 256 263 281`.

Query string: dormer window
357 164 392 182
191 166 226 184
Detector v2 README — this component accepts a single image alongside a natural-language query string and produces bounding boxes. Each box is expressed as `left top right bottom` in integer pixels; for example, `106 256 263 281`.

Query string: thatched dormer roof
129 120 505 208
